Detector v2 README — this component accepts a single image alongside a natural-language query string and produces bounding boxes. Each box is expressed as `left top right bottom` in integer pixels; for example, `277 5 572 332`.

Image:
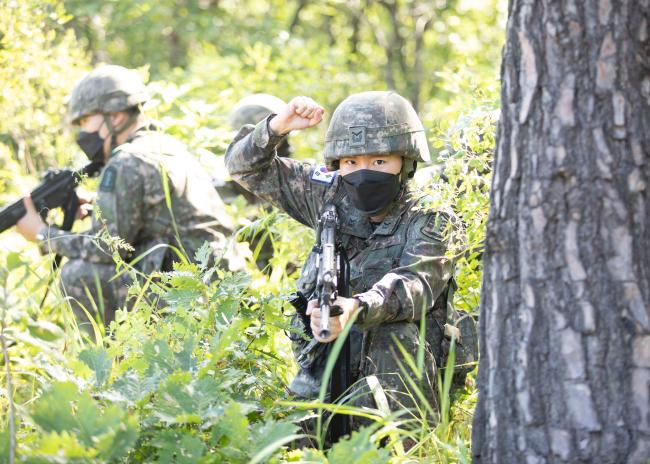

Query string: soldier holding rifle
12 65 236 334
226 91 457 435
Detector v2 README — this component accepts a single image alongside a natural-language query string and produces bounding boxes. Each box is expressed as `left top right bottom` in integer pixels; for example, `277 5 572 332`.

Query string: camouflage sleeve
225 117 333 229
354 212 455 328
37 155 145 263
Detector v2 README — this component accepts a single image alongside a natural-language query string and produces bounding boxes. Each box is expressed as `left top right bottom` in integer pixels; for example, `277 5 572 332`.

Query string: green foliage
0 0 89 174
79 346 112 388
64 0 505 113
28 382 138 461
416 70 499 315
327 427 390 464
0 0 503 461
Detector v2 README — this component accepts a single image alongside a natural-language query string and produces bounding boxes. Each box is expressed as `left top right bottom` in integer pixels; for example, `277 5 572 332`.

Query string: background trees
63 0 503 111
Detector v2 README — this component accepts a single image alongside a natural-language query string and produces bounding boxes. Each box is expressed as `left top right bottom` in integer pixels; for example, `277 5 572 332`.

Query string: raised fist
269 96 324 135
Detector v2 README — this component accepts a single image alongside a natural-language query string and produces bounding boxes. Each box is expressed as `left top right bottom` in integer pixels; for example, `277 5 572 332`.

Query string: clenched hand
269 96 324 135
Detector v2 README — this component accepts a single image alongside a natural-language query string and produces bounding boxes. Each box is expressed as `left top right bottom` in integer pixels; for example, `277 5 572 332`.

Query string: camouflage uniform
38 127 236 330
225 112 455 420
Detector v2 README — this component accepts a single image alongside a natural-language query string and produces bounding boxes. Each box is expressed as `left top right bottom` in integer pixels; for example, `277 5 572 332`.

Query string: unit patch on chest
310 165 336 185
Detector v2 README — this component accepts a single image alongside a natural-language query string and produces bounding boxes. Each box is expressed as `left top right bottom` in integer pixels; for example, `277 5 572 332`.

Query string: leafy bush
0 0 89 173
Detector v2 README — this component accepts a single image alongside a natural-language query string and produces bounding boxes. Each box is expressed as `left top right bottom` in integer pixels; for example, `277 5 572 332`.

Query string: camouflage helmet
68 65 149 124
229 94 286 129
323 91 430 170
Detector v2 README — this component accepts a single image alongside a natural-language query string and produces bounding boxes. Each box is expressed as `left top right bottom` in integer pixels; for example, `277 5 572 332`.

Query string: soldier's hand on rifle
16 196 46 242
269 96 324 135
76 189 95 219
307 297 360 343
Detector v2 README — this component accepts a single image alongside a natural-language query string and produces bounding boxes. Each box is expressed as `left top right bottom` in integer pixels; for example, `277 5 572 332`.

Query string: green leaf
28 430 95 460
175 336 197 371
30 382 138 459
0 429 10 464
194 241 212 270
79 346 112 388
5 251 23 271
94 413 139 461
327 427 390 464
215 271 252 297
211 317 251 360
143 339 179 375
153 372 224 426
31 382 80 434
27 319 64 342
249 420 301 464
295 448 328 463
211 401 250 446
110 369 163 405
151 429 206 463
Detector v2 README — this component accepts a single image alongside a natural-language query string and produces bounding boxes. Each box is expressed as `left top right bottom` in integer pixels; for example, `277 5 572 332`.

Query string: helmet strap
400 160 417 183
102 111 139 151
409 161 417 178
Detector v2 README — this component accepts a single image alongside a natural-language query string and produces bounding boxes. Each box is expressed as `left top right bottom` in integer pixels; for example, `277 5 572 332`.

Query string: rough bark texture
473 1 650 463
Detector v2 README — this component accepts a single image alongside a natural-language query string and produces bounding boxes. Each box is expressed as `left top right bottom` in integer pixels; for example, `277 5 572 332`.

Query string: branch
289 0 310 32
411 11 433 111
336 1 397 88
378 0 408 77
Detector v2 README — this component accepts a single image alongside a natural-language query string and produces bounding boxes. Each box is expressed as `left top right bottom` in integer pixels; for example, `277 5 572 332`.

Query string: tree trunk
473 1 650 463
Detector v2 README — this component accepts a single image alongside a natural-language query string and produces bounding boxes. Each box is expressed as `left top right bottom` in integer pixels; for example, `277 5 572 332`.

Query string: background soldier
226 92 457 431
16 65 238 334
219 93 294 272
229 94 291 158
215 93 290 204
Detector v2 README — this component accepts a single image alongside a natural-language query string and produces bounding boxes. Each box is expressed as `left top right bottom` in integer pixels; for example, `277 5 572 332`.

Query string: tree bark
473 1 650 463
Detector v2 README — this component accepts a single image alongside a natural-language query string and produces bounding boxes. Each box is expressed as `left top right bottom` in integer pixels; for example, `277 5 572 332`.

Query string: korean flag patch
310 165 336 185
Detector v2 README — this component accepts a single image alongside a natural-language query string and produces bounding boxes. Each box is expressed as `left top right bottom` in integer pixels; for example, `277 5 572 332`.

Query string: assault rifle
0 161 102 234
316 204 342 338
0 161 102 307
314 203 351 442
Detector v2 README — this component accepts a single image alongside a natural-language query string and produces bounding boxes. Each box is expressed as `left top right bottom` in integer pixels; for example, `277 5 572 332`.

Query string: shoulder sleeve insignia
99 165 117 192
421 212 450 242
310 165 336 185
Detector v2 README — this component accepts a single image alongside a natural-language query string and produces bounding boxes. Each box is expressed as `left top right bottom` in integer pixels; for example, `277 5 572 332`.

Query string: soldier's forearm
354 268 451 327
354 288 401 327
225 117 287 179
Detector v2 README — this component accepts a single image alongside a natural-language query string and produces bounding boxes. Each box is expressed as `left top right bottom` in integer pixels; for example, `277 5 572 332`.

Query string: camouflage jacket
38 127 235 273
226 119 455 363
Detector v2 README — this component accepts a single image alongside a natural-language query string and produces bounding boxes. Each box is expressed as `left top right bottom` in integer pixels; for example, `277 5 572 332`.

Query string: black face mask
342 169 401 216
76 130 105 163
